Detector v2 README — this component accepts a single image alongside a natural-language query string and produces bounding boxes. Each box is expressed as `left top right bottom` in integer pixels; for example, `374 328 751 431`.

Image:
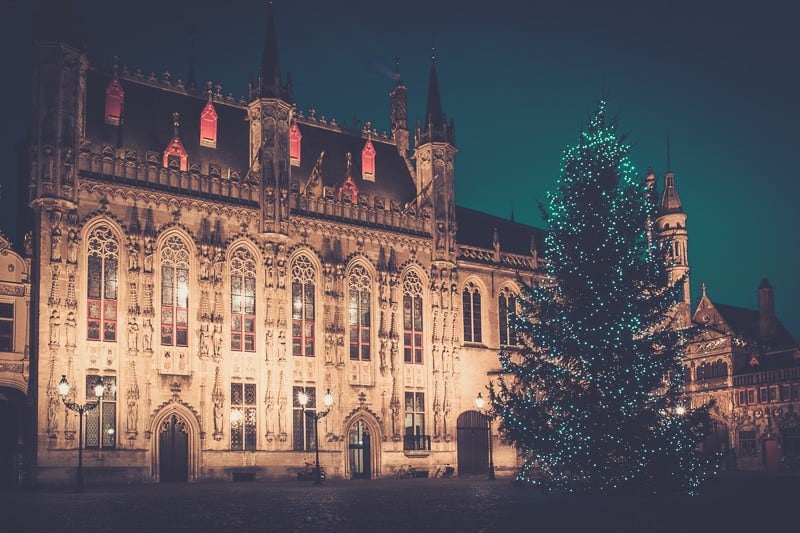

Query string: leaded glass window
499 287 517 346
402 271 423 364
85 375 116 449
292 386 316 451
348 264 371 361
160 235 190 347
291 255 315 357
231 382 256 451
87 225 119 342
0 302 13 352
230 248 256 352
462 282 482 343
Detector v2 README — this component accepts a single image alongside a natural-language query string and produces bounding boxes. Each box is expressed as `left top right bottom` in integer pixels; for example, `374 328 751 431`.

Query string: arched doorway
159 414 189 482
457 410 487 476
348 420 371 479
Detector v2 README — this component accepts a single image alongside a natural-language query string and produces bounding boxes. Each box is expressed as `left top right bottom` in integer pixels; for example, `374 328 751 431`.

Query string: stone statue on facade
67 228 78 264
126 235 139 271
142 318 153 352
49 309 60 345
212 324 223 357
64 311 77 347
127 318 139 351
142 237 154 273
50 224 62 262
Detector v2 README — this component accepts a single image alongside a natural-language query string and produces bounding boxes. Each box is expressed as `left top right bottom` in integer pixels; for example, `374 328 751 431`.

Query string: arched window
291 254 315 357
499 287 517 346
160 235 190 347
348 264 371 361
462 282 482 343
403 271 423 364
230 247 256 352
87 225 119 342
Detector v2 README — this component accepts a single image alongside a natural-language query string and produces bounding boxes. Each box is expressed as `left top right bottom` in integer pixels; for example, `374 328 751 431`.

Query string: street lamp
474 392 495 480
58 375 105 492
298 388 334 485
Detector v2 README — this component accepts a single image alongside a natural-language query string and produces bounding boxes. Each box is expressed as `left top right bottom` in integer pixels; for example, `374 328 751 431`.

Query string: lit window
200 100 218 149
362 138 376 181
349 264 371 361
402 271 423 364
290 123 302 166
87 225 118 342
105 78 124 126
499 288 517 346
160 235 190 347
86 375 116 450
231 383 257 451
462 282 482 343
230 248 256 352
291 254 315 357
0 302 13 352
293 386 316 451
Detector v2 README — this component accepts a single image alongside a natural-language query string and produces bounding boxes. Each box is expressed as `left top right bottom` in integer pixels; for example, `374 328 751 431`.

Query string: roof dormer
362 137 376 182
199 87 218 149
290 122 302 166
163 112 188 171
105 57 124 126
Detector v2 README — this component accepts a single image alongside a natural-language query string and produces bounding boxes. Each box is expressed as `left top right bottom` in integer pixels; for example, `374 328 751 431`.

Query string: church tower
414 55 457 263
248 4 293 236
655 168 691 325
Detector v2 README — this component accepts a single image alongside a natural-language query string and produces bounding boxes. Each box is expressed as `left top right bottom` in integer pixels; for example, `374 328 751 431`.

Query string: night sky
1 1 798 339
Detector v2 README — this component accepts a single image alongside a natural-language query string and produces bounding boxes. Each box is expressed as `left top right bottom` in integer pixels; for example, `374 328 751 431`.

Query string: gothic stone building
20 8 799 485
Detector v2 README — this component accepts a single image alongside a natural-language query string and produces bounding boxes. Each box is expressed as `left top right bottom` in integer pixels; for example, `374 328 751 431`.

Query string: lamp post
58 375 105 492
474 392 495 480
298 388 334 485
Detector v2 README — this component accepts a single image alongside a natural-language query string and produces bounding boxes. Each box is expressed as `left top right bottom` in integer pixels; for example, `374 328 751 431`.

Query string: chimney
758 278 776 339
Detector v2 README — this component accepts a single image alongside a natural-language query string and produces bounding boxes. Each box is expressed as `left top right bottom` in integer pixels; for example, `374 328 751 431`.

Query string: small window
292 387 316 451
200 100 218 149
105 78 124 126
290 123 302 166
231 383 256 451
739 430 757 456
86 375 117 450
0 302 13 352
362 138 376 181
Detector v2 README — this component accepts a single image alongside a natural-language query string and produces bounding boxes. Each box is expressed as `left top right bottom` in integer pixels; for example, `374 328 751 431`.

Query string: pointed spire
258 1 290 100
422 49 447 143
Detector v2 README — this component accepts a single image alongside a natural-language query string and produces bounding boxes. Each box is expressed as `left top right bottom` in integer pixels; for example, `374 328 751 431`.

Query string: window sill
462 342 488 349
403 450 431 458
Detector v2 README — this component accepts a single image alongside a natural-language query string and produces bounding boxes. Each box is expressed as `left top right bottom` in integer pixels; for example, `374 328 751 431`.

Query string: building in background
15 5 797 486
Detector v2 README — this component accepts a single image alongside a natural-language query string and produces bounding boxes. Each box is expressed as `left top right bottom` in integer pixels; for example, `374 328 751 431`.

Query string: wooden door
159 414 189 482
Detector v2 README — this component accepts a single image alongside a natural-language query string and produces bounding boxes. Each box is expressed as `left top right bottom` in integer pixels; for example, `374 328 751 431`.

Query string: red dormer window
200 100 218 149
362 138 376 182
105 78 124 126
163 138 188 171
290 122 302 166
338 175 359 204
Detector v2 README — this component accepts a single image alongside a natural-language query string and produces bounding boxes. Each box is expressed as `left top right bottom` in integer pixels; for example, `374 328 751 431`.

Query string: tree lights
491 100 717 494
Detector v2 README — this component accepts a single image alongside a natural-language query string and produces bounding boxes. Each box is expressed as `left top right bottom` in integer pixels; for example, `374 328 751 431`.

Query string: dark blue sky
2 0 798 339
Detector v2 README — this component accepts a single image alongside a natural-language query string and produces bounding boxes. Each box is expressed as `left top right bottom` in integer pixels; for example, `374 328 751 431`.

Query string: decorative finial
173 112 180 138
431 47 437 62
701 282 707 297
666 132 671 172
346 152 352 173
207 81 213 101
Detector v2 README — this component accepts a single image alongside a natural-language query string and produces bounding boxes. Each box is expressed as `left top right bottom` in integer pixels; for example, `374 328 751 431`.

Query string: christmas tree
491 99 717 494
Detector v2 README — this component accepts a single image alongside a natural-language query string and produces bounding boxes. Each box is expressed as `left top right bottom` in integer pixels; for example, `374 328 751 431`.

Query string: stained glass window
85 375 116 449
348 264 371 361
292 386 316 451
230 248 256 352
231 382 257 451
291 255 315 357
462 282 482 343
86 225 118 342
161 235 190 347
403 271 423 364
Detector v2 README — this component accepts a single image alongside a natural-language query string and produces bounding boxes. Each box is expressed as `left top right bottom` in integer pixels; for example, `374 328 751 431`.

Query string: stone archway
148 401 202 482
343 409 382 479
457 410 488 476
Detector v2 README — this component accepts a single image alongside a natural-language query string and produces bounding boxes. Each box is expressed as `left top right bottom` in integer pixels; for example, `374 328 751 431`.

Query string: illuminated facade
14 7 797 486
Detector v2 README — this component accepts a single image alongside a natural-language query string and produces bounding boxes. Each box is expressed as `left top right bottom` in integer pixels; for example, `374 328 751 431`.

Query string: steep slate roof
455 206 545 256
738 348 800 373
292 123 416 205
713 302 796 347
85 68 250 177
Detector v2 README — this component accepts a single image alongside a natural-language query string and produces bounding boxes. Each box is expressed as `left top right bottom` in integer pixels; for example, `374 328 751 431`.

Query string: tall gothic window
403 391 426 450
230 247 256 352
361 138 376 181
498 287 517 346
87 225 118 342
291 254 315 357
292 386 316 451
348 264 371 361
403 271 423 364
199 100 218 149
289 122 302 166
86 375 116 449
160 235 190 347
230 382 256 451
0 302 14 352
462 282 482 343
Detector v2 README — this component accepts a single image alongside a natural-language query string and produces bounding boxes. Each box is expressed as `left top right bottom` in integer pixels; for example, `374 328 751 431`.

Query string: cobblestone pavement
0 473 795 533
